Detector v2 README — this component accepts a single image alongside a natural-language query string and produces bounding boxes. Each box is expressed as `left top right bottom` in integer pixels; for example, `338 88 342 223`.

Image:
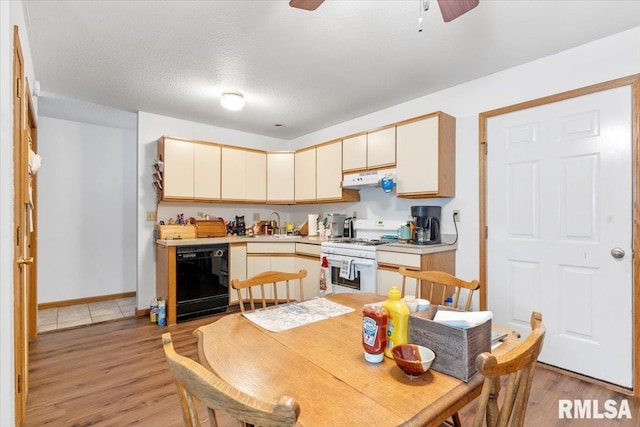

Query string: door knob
611 248 625 259
17 256 34 265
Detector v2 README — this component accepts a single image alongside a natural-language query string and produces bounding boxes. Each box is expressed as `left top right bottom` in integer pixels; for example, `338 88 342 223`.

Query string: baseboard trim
538 362 634 396
136 308 150 318
38 292 136 310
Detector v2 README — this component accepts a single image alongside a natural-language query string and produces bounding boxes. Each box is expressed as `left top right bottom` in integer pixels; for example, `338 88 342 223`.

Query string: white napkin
433 310 492 329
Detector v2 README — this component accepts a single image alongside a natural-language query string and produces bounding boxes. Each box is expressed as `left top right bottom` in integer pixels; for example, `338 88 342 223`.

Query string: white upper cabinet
342 134 367 171
267 152 295 203
295 148 316 202
194 142 221 199
342 126 396 172
159 136 221 201
366 126 396 169
316 141 343 200
396 112 455 198
221 146 266 202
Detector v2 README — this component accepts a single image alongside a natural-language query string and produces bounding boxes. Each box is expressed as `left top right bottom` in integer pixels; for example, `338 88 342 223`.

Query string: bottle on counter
382 286 410 358
362 304 388 363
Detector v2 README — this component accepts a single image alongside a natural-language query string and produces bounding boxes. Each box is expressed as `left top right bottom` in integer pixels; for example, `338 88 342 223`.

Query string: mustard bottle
382 286 410 358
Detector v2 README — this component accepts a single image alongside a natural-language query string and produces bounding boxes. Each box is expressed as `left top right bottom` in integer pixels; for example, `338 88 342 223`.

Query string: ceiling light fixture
221 91 245 111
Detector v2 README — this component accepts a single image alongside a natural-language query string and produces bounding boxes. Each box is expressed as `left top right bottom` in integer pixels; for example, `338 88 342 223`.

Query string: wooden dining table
194 292 519 427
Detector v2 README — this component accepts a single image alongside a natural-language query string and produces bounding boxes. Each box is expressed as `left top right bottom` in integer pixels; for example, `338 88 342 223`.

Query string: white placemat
242 297 355 332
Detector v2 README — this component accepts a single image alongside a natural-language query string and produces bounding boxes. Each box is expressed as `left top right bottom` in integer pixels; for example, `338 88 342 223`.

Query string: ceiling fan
289 0 480 22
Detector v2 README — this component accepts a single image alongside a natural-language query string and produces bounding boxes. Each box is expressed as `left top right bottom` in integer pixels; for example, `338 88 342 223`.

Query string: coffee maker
411 206 441 245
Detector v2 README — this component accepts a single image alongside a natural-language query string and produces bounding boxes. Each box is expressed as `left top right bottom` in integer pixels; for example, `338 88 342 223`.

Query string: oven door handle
324 256 376 268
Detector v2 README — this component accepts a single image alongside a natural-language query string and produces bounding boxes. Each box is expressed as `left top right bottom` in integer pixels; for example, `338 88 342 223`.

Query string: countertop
155 234 457 255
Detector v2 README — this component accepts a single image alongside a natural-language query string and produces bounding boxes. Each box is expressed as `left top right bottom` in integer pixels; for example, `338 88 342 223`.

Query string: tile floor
37 297 137 333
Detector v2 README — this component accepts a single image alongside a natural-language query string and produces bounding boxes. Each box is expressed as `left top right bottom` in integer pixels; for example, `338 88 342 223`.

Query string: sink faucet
270 212 281 234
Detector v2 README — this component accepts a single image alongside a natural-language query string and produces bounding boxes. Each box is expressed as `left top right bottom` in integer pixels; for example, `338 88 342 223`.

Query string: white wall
38 117 137 303
1 3 37 425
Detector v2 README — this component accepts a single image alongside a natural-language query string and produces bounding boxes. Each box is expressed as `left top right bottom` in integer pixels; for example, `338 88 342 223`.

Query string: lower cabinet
229 243 247 304
246 242 298 301
295 255 320 300
376 250 456 303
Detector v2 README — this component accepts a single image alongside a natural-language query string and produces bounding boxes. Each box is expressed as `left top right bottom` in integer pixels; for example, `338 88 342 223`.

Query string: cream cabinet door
245 150 266 202
295 148 316 202
316 141 343 200
377 268 402 297
163 138 194 198
396 116 439 195
221 146 246 200
229 243 247 304
342 134 367 171
246 255 297 300
367 126 396 169
267 152 294 203
194 142 221 199
295 255 320 299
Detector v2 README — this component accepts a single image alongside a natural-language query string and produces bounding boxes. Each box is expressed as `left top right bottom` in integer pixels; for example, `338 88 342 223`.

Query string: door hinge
483 141 487 155
17 374 22 393
16 225 20 246
485 226 488 239
16 77 21 98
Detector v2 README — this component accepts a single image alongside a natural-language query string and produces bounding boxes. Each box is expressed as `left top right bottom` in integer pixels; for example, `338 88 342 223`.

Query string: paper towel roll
308 214 319 236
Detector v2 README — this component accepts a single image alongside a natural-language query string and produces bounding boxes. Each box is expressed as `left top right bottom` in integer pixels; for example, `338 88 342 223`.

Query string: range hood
342 169 396 190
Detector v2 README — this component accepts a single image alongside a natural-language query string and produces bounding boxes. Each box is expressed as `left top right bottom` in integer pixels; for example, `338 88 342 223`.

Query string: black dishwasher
176 244 229 322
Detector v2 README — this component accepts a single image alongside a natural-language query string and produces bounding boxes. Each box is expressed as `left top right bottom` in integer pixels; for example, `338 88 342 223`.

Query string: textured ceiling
23 0 640 139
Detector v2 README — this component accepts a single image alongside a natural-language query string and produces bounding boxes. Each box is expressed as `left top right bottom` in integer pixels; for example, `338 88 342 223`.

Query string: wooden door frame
479 74 640 395
12 25 27 424
25 78 38 341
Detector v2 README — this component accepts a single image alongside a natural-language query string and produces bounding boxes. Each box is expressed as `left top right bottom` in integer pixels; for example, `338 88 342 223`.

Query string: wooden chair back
398 267 480 311
472 312 546 427
162 332 300 427
231 269 308 312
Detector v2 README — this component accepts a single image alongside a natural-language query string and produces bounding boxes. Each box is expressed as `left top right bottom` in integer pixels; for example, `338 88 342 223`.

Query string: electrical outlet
453 210 461 222
253 213 260 221
146 211 157 222
352 211 357 218
197 211 204 218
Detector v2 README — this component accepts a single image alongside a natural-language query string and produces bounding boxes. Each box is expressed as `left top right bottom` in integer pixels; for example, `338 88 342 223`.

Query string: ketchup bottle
362 304 388 363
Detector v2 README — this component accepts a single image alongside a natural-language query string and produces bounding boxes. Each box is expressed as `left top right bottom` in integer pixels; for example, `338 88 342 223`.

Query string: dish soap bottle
382 286 410 358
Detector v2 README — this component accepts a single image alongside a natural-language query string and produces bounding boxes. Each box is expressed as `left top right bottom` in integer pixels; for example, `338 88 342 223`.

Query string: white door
487 85 633 387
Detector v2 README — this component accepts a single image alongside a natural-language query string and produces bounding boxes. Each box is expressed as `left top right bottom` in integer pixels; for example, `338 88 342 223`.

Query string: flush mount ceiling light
221 91 245 111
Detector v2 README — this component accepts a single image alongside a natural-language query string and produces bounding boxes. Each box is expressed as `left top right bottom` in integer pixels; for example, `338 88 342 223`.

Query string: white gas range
320 219 405 294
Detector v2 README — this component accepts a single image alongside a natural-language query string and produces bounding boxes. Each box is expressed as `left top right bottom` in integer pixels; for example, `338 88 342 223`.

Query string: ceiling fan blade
289 0 325 11
437 0 479 22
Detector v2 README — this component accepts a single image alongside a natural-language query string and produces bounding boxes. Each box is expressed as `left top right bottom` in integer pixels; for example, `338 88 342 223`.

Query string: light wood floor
24 314 640 426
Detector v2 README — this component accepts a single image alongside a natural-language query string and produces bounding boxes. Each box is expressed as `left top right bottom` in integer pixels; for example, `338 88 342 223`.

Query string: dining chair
162 332 301 427
398 267 480 311
472 312 546 427
231 269 308 312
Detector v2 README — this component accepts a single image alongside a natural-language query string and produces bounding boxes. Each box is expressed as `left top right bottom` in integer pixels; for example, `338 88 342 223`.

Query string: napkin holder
409 305 491 382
